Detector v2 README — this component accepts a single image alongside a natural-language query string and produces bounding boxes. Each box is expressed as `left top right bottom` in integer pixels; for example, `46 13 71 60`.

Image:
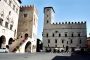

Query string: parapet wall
44 21 87 29
20 5 38 14
52 21 86 25
20 5 34 11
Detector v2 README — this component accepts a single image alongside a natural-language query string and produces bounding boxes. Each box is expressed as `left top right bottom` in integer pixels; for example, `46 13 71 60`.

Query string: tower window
65 33 67 37
46 20 49 23
47 15 48 17
46 33 48 37
24 14 27 17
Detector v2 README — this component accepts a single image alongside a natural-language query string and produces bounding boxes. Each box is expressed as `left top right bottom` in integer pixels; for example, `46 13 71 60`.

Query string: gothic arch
8 38 14 45
0 35 6 48
25 41 31 52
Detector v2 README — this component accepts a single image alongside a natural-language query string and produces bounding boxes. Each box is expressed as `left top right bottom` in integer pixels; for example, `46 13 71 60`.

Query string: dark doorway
25 41 31 52
0 35 6 48
71 47 75 52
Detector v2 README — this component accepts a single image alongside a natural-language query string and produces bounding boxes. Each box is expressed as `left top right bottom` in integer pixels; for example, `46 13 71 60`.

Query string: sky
21 0 90 39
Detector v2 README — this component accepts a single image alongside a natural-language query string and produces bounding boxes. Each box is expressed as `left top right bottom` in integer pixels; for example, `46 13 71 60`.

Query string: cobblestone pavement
0 52 71 60
0 52 90 60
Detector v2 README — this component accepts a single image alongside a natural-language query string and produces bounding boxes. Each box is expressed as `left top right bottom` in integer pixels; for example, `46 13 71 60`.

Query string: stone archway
0 35 6 48
8 38 14 45
25 41 31 52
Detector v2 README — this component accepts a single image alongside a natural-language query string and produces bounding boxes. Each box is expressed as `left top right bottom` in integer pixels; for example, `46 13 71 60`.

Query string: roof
44 7 55 13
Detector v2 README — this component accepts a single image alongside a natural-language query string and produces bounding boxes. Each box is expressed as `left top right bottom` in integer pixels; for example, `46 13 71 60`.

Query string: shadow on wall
52 55 90 60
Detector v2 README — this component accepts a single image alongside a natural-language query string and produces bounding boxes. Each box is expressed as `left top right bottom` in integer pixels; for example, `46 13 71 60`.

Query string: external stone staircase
9 37 28 52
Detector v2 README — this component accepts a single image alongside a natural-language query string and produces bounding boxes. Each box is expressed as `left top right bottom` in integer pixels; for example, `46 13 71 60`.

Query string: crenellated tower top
20 5 38 14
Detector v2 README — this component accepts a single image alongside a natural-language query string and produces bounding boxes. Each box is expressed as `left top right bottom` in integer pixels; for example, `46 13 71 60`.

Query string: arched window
48 39 50 43
71 33 74 37
46 20 49 23
77 32 81 37
70 39 73 44
52 33 54 37
0 18 3 25
8 38 14 45
62 40 64 43
55 39 57 43
78 33 80 37
65 33 67 37
55 31 58 33
59 33 61 37
0 35 6 48
46 33 48 37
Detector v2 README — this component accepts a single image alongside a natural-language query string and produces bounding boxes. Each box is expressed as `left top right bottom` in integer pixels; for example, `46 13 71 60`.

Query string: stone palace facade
43 7 87 52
